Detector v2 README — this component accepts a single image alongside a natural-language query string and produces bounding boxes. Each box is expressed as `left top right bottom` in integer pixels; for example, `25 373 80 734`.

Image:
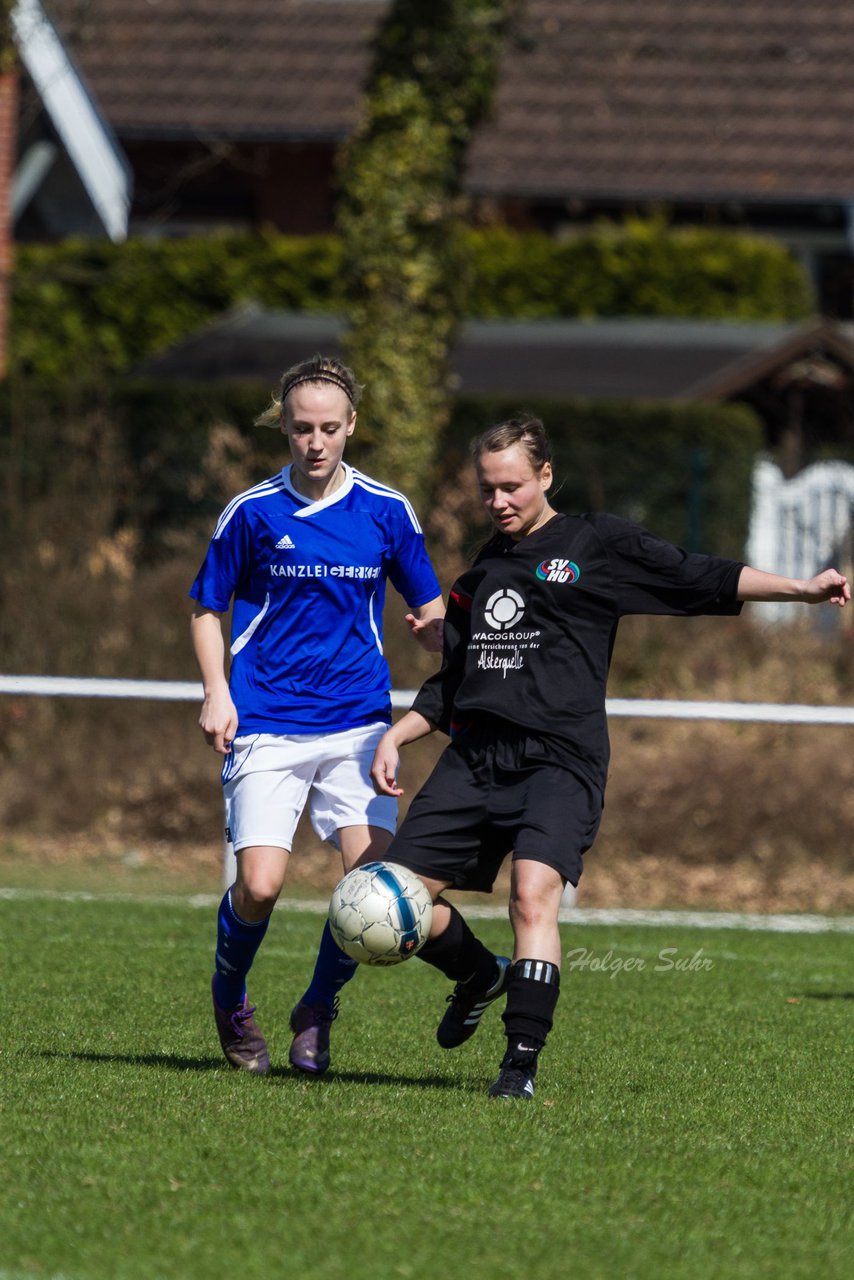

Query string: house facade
14 0 854 317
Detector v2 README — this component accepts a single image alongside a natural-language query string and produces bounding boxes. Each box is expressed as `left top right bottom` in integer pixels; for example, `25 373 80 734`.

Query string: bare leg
230 844 290 921
508 859 565 967
338 824 393 871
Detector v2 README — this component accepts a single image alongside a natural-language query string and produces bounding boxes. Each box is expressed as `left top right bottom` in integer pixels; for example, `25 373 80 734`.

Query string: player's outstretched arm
190 607 240 753
370 710 436 797
405 595 445 653
737 566 850 607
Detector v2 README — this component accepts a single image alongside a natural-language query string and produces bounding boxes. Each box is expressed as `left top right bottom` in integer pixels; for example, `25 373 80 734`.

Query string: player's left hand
803 568 850 606
405 613 444 652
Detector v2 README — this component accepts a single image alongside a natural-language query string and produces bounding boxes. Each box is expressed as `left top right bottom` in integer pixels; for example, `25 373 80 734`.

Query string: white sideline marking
1 886 853 933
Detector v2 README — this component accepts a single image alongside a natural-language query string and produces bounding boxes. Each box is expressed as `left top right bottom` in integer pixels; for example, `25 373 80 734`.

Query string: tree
336 0 515 503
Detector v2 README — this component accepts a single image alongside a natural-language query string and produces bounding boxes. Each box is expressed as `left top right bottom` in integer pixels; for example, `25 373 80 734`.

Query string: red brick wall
0 69 18 380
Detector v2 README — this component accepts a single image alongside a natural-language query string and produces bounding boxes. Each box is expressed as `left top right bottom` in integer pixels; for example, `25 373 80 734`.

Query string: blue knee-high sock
299 920 359 1010
213 888 270 1009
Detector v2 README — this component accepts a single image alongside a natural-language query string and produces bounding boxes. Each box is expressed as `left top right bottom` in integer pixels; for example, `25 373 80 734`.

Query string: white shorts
221 722 397 853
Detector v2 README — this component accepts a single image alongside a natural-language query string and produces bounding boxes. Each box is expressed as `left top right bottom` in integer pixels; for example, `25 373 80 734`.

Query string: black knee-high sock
417 901 498 987
501 958 561 1061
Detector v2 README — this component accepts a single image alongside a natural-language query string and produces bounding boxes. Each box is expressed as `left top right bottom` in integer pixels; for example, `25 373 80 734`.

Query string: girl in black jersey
370 417 850 1100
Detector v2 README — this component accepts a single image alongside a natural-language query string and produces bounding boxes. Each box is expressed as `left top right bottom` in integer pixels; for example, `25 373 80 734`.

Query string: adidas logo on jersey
275 534 296 550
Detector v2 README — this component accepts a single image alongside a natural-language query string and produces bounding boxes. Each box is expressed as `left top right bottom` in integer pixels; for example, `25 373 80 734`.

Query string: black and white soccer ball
328 861 433 966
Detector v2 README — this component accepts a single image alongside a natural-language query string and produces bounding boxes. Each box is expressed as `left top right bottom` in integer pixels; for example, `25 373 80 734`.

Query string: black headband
280 370 353 403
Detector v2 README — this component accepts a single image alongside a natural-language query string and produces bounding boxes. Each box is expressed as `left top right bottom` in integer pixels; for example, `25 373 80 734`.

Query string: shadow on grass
37 1048 228 1072
33 1048 471 1089
799 991 854 1000
315 1068 477 1091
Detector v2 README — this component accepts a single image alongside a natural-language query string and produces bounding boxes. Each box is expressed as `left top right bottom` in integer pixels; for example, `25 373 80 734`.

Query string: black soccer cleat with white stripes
436 955 511 1048
488 1058 538 1100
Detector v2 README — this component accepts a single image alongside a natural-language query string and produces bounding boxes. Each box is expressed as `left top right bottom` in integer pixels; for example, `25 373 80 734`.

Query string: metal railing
2 674 852 725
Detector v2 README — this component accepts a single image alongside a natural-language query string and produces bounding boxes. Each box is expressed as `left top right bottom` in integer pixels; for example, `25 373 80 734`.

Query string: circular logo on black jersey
483 588 526 631
535 558 580 584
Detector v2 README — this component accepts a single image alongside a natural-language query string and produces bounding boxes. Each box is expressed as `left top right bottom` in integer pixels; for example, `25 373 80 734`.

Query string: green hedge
464 220 814 323
0 380 759 562
10 222 814 381
444 397 763 558
10 233 345 382
0 375 760 560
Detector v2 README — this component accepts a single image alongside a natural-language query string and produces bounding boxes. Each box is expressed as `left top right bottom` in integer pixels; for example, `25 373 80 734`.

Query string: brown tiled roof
46 0 386 140
469 1 854 204
45 0 854 202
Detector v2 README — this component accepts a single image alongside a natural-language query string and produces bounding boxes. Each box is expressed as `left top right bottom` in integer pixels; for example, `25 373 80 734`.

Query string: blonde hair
255 354 363 427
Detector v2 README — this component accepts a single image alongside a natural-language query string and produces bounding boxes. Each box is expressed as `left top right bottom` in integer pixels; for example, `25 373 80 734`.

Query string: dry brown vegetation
1 416 852 911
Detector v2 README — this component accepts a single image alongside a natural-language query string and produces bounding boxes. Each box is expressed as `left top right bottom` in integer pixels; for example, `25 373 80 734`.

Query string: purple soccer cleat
211 976 270 1074
288 1000 339 1075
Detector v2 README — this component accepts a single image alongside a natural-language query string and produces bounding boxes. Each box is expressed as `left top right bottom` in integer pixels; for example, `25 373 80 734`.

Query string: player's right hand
198 692 239 754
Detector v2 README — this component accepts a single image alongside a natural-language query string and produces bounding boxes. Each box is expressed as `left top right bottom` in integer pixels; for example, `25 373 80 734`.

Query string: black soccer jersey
412 513 743 789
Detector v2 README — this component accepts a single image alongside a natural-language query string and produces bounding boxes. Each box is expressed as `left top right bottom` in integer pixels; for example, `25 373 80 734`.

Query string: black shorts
387 720 603 893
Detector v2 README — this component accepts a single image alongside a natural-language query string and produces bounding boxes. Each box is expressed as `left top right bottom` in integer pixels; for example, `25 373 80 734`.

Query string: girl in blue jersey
371 417 850 1099
190 355 444 1075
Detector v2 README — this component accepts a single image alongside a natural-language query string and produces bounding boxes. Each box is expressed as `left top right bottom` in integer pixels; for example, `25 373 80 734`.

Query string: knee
509 864 565 930
509 886 554 932
233 876 280 920
233 846 288 920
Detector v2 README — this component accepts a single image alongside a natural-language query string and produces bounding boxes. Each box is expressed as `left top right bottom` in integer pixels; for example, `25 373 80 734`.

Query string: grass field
1 892 852 1280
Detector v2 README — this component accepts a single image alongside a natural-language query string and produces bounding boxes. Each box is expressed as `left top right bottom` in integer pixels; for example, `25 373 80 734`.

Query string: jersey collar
500 512 565 549
282 462 355 517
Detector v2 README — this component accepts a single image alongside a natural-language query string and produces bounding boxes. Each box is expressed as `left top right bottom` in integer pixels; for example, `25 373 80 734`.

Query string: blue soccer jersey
190 464 441 733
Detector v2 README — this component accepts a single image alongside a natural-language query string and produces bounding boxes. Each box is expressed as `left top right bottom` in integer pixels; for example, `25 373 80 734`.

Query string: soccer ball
328 861 433 966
